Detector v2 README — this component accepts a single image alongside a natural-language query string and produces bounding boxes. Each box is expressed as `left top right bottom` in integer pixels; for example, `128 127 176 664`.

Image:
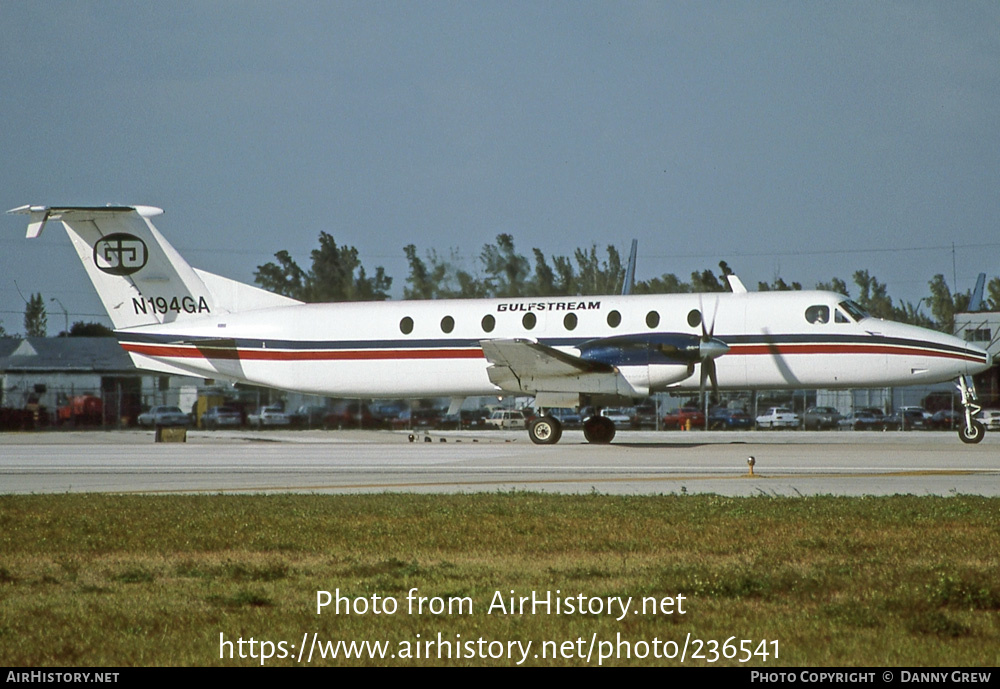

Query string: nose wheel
959 420 985 444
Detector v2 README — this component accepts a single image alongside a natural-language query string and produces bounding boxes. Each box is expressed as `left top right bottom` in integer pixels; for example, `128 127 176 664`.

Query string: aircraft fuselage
117 290 989 398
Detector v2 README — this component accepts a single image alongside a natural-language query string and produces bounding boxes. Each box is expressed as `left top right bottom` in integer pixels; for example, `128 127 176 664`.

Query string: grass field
1 493 998 666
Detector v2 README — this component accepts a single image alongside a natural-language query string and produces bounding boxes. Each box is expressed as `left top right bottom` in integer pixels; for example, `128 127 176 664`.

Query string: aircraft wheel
958 420 985 444
528 416 562 445
583 416 616 444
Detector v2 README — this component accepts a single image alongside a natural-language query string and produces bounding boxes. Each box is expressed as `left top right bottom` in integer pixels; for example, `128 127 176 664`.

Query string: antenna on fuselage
621 239 638 295
719 261 747 294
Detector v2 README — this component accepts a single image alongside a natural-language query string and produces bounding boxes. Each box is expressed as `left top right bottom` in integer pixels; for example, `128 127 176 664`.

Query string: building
955 311 1000 407
0 336 332 429
0 337 202 427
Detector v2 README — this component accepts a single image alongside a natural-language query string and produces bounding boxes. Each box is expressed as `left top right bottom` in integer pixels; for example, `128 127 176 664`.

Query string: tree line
254 232 1000 335
5 234 991 338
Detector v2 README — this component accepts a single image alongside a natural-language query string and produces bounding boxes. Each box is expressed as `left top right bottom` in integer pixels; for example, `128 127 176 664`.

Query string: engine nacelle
617 362 696 394
574 332 725 395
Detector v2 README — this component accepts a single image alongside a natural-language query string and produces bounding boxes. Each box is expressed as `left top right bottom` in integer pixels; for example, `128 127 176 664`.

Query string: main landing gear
528 415 563 445
582 415 615 444
526 411 617 445
957 375 985 444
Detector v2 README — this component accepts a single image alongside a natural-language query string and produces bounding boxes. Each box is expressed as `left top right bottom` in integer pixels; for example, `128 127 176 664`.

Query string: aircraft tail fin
10 204 300 330
969 272 986 312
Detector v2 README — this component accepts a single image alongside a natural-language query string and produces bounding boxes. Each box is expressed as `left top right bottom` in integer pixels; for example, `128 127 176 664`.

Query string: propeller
698 298 728 406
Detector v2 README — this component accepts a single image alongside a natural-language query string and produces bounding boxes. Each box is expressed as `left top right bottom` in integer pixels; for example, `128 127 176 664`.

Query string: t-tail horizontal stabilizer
10 204 300 332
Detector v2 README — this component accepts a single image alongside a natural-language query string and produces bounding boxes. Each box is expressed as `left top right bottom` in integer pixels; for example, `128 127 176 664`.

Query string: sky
2 1 998 333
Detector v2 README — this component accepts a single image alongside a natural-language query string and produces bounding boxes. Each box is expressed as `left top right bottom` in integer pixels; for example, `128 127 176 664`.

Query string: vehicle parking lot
125 398 997 442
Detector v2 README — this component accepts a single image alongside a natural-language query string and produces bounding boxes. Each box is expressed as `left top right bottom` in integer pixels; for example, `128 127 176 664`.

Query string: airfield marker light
747 456 756 476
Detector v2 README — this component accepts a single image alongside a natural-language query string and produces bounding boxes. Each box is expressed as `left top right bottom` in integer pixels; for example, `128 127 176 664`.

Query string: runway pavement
2 428 998 496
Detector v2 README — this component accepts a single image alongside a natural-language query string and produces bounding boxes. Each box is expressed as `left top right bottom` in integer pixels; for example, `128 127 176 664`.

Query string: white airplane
10 204 993 445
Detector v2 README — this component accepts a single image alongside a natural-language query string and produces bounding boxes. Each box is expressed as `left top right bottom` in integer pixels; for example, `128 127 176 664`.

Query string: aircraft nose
934 329 992 376
964 341 992 374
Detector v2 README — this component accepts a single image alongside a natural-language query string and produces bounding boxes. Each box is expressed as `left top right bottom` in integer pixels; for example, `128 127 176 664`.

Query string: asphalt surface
1 428 998 496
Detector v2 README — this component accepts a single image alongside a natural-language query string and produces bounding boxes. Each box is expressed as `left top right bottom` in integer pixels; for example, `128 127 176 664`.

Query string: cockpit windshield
838 300 868 322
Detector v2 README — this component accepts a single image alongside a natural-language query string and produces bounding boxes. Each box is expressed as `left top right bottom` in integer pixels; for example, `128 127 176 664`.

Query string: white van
486 410 526 429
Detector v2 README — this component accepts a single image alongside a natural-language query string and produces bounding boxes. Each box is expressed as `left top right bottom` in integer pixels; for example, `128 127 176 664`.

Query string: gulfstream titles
317 588 687 622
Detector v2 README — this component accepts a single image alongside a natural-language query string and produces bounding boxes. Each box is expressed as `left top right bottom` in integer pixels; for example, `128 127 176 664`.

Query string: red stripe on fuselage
119 341 984 364
120 343 486 361
727 343 983 363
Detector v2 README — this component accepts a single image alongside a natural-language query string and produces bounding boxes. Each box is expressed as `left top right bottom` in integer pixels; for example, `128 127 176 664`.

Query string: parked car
436 409 490 430
882 408 930 431
527 407 583 428
138 405 190 427
324 402 384 429
838 409 886 431
900 406 933 425
662 407 706 429
630 403 659 429
486 409 526 429
929 409 962 430
290 405 328 428
708 408 753 430
755 407 799 429
389 410 413 431
975 409 1000 430
600 408 632 425
200 405 242 429
801 406 843 430
390 408 441 430
248 405 292 428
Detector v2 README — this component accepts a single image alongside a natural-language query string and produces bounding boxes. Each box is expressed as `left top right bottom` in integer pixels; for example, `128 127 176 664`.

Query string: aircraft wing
480 338 637 397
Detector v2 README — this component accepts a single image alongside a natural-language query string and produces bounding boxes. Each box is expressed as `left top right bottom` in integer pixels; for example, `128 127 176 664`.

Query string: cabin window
563 313 577 331
645 310 660 328
522 313 537 330
481 314 495 333
607 310 621 328
687 309 702 328
440 315 455 334
805 305 830 324
835 310 849 324
400 316 414 335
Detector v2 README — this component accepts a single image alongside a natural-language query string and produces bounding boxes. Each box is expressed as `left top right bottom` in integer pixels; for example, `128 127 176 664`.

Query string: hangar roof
0 337 135 374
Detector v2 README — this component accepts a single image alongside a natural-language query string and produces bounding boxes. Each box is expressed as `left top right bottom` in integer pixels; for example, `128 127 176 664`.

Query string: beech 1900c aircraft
10 204 993 445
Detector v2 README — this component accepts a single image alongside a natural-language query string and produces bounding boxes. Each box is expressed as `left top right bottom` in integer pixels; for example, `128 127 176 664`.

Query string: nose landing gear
957 375 985 444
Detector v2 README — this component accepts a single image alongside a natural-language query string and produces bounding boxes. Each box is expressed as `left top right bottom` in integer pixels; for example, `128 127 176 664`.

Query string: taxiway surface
1 429 997 496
